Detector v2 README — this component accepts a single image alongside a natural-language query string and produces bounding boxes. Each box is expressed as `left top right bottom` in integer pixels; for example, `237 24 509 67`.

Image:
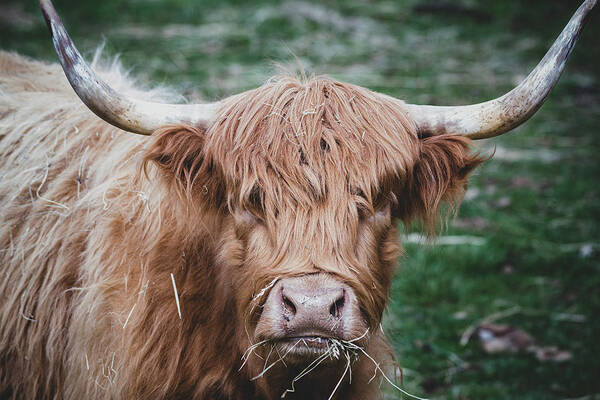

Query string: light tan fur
0 51 482 399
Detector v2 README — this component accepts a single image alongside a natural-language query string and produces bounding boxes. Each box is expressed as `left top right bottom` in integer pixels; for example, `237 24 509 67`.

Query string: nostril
329 292 345 318
282 294 296 316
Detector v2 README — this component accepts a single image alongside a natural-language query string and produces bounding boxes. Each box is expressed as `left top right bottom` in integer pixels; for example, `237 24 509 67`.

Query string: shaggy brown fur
0 51 483 399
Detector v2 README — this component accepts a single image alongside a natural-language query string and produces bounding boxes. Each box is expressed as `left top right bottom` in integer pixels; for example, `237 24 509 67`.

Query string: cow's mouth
278 335 332 351
272 335 349 363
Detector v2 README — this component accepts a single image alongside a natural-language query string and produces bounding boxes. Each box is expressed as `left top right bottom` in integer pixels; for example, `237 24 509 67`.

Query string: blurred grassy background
2 0 599 399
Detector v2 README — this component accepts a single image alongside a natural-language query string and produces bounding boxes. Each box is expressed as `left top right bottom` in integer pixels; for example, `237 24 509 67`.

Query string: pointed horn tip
39 0 54 17
583 0 598 11
39 0 58 34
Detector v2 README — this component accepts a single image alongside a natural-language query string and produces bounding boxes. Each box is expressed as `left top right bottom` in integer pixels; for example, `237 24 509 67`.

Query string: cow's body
0 52 162 398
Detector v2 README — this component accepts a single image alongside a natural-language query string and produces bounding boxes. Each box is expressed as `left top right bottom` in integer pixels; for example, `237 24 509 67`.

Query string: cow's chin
248 333 358 399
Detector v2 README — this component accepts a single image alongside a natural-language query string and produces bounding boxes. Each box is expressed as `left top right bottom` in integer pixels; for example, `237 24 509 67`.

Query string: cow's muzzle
254 274 367 361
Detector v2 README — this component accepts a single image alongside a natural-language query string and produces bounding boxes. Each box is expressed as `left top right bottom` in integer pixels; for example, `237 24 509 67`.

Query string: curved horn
39 0 219 135
403 0 597 140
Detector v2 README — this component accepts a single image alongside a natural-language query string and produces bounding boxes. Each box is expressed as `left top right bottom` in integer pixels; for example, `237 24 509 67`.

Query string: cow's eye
355 188 393 222
246 185 264 215
354 189 374 220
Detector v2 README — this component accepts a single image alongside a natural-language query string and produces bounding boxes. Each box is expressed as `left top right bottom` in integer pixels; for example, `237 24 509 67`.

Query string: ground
1 0 599 398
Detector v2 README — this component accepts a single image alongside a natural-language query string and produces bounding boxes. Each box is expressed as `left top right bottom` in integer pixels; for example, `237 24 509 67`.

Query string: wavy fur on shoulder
0 51 483 399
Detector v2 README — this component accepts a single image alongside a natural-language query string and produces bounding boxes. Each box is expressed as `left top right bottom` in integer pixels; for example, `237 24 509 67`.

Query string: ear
143 125 222 201
393 135 485 233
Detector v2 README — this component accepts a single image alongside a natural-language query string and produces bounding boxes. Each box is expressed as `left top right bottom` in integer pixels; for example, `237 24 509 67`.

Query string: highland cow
0 0 596 399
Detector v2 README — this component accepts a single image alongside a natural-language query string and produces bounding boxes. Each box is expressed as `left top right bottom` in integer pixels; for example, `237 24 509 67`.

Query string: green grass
2 0 599 398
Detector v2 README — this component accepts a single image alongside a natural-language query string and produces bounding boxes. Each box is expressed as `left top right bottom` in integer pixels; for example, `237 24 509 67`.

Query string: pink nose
280 283 347 322
255 274 363 341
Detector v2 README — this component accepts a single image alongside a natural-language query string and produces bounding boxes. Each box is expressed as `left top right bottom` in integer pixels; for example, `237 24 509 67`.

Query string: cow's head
39 0 596 394
202 77 482 356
